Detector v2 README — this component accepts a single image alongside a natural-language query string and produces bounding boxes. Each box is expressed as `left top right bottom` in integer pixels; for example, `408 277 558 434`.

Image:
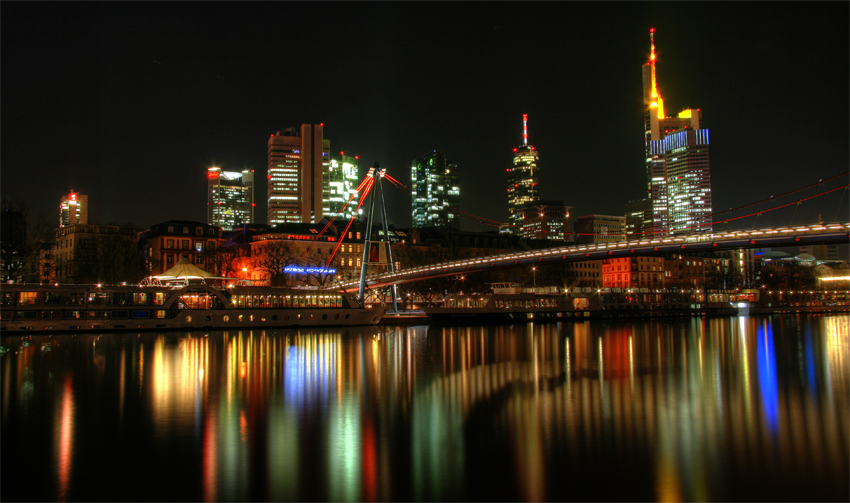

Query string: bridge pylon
358 163 399 312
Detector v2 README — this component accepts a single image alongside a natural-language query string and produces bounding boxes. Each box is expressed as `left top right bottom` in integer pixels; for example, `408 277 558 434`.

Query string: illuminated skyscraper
207 167 254 229
267 124 330 225
59 191 87 227
641 29 709 236
650 130 711 234
411 150 460 230
327 152 361 221
507 114 539 234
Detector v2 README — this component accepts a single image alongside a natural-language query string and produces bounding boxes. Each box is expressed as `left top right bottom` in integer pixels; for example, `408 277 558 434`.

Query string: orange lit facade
602 257 664 290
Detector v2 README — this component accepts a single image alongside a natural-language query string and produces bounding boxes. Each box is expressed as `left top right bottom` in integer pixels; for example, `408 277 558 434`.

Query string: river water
1 315 847 502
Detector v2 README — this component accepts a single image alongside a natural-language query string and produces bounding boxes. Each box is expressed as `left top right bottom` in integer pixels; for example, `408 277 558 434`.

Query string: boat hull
425 307 588 325
2 306 385 333
1 283 385 334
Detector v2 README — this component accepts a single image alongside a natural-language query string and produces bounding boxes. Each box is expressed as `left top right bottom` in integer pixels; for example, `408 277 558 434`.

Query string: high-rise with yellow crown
642 28 711 236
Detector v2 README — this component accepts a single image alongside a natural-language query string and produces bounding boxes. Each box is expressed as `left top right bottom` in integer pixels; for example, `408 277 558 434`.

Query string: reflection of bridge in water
342 223 850 291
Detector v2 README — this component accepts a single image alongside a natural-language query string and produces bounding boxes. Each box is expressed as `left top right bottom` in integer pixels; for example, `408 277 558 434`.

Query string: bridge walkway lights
333 223 850 291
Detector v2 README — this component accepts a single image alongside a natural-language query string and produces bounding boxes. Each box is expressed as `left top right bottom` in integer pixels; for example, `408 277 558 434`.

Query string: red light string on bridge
710 184 848 227
710 171 848 218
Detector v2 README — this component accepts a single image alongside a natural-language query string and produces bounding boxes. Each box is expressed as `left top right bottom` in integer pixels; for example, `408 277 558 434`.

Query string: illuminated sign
283 265 337 275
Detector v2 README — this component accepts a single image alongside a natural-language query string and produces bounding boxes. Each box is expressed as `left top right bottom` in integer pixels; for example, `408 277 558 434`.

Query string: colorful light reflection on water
1 316 847 501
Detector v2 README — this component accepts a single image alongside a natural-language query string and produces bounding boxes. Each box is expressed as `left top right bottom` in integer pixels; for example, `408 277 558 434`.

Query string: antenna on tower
522 114 528 145
649 28 657 98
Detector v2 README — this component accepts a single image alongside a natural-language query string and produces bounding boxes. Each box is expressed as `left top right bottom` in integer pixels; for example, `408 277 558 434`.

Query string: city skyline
2 2 847 232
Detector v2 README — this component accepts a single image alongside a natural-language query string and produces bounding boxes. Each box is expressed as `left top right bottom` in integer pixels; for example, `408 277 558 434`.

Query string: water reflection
0 317 847 501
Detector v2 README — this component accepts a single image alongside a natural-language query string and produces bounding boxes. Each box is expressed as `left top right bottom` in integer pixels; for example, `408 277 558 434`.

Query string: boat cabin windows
230 293 343 309
177 291 222 310
446 298 487 308
44 292 63 305
88 293 110 305
17 292 38 305
67 293 86 305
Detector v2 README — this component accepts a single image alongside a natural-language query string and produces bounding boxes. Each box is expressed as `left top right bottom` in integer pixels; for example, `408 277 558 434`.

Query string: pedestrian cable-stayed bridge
338 222 850 292
307 164 847 298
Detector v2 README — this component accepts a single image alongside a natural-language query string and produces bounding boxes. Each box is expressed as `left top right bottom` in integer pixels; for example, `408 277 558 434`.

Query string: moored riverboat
425 283 849 325
1 283 385 333
424 283 595 324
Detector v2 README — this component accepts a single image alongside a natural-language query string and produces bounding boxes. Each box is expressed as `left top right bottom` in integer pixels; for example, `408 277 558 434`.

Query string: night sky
2 2 848 233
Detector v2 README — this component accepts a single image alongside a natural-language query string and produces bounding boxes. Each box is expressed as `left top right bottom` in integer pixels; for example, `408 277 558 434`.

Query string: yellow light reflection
54 374 75 502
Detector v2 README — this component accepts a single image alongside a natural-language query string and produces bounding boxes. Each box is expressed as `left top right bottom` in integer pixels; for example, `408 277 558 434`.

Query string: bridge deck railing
341 223 849 289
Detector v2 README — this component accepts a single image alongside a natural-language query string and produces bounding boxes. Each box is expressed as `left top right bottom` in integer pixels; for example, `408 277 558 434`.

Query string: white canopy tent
157 257 215 279
141 257 242 286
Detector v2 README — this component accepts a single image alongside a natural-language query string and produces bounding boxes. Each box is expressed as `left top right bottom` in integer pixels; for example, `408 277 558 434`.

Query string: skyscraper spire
646 28 664 118
522 114 528 145
649 28 657 98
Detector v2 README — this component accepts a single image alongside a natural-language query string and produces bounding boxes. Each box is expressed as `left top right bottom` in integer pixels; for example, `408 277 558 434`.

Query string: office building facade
574 214 626 245
60 192 87 227
207 167 254 230
650 129 712 234
520 200 572 241
411 150 460 230
327 152 361 221
267 124 330 225
508 114 539 234
625 198 653 238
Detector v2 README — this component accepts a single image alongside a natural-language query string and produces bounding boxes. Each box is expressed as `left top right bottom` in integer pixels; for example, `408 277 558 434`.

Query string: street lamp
532 267 537 287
